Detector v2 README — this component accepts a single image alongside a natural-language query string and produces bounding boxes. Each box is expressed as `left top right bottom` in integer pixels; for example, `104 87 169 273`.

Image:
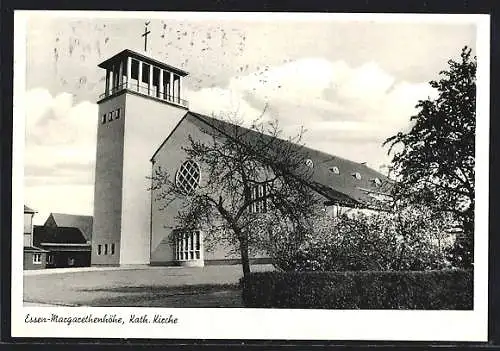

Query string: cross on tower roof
141 21 151 52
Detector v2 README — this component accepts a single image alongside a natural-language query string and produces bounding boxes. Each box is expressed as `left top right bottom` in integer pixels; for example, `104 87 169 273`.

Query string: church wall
119 93 188 265
150 114 207 265
150 114 270 266
92 94 126 265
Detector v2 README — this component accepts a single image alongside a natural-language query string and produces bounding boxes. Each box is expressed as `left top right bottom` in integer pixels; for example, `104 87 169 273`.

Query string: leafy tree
384 47 476 268
151 111 319 277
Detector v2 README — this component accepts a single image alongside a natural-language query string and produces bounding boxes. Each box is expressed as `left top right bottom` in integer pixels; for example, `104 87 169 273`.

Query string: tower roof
97 49 189 77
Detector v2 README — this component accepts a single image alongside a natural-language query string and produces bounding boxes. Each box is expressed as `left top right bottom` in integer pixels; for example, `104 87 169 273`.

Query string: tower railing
99 82 189 109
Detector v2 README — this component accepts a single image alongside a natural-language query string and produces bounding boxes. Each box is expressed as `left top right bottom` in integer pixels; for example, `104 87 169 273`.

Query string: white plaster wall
23 213 32 234
91 93 126 265
150 114 210 264
120 93 187 265
151 114 271 264
23 234 31 247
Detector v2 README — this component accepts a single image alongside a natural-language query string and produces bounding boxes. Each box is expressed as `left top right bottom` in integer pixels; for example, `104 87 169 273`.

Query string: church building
91 42 391 267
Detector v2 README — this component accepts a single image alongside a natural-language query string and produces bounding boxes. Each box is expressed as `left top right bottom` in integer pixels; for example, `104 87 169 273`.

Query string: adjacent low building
33 225 91 268
23 205 49 270
23 209 93 270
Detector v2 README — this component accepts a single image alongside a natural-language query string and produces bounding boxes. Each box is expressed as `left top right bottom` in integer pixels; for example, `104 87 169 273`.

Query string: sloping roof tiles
153 111 393 209
33 225 88 247
47 213 93 241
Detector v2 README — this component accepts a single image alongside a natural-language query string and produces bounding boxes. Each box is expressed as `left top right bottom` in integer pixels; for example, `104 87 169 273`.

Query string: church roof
24 205 35 214
45 213 93 241
33 225 88 246
153 111 393 209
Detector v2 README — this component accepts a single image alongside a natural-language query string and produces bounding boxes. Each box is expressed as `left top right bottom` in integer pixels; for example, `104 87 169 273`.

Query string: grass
24 265 273 307
79 283 242 307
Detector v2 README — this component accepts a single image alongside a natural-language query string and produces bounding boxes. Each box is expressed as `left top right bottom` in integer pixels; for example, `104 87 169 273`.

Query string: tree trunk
239 231 251 277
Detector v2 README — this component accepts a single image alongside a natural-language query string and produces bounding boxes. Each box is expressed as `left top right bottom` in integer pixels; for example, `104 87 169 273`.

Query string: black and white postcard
12 11 490 340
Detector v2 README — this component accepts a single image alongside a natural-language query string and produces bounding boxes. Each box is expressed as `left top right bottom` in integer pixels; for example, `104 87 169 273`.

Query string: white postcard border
11 11 490 341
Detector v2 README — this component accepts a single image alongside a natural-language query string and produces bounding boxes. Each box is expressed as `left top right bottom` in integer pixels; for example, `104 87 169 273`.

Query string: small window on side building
33 253 41 264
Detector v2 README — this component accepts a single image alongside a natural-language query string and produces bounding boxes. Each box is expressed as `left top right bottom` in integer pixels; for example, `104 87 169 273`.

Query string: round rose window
175 160 200 195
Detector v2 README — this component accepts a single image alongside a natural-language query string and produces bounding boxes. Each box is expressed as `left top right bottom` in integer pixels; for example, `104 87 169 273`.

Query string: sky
21 12 477 224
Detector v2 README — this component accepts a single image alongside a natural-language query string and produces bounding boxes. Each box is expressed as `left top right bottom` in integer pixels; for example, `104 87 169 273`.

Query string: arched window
175 160 201 195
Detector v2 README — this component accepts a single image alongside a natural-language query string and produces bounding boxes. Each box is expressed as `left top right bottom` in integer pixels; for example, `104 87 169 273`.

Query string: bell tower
91 47 189 266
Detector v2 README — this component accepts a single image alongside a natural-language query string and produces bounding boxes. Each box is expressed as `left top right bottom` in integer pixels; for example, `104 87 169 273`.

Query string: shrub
240 269 473 309
266 205 456 272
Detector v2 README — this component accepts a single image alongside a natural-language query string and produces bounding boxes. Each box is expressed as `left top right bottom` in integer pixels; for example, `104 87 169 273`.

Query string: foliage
266 204 455 272
151 110 319 276
240 269 473 309
384 47 476 268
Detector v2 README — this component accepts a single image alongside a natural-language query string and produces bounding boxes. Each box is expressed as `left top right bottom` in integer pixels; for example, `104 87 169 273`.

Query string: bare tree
151 110 319 276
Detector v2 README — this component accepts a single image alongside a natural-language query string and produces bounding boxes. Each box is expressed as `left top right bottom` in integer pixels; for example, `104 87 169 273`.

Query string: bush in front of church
240 269 473 309
267 204 456 272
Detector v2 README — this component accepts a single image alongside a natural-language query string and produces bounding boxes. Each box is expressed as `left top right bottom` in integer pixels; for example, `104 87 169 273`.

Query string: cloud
24 88 97 216
186 57 436 169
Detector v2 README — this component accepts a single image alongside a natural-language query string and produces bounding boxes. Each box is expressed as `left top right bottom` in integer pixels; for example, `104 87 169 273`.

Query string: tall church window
174 230 202 261
175 160 200 195
250 183 267 213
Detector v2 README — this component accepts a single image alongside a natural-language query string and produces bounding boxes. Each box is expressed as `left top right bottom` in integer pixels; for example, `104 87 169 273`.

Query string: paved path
24 265 273 307
23 265 151 276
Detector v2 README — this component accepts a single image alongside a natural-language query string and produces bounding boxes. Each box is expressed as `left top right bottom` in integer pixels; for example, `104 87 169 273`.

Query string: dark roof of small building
33 225 88 246
46 213 93 241
23 246 49 253
24 205 35 214
152 111 393 209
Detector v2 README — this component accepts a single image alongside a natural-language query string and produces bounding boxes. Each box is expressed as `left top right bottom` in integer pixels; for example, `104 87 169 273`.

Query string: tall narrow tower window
175 160 201 195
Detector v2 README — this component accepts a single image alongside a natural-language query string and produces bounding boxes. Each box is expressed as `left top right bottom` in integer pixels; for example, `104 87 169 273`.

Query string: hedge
240 269 473 310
